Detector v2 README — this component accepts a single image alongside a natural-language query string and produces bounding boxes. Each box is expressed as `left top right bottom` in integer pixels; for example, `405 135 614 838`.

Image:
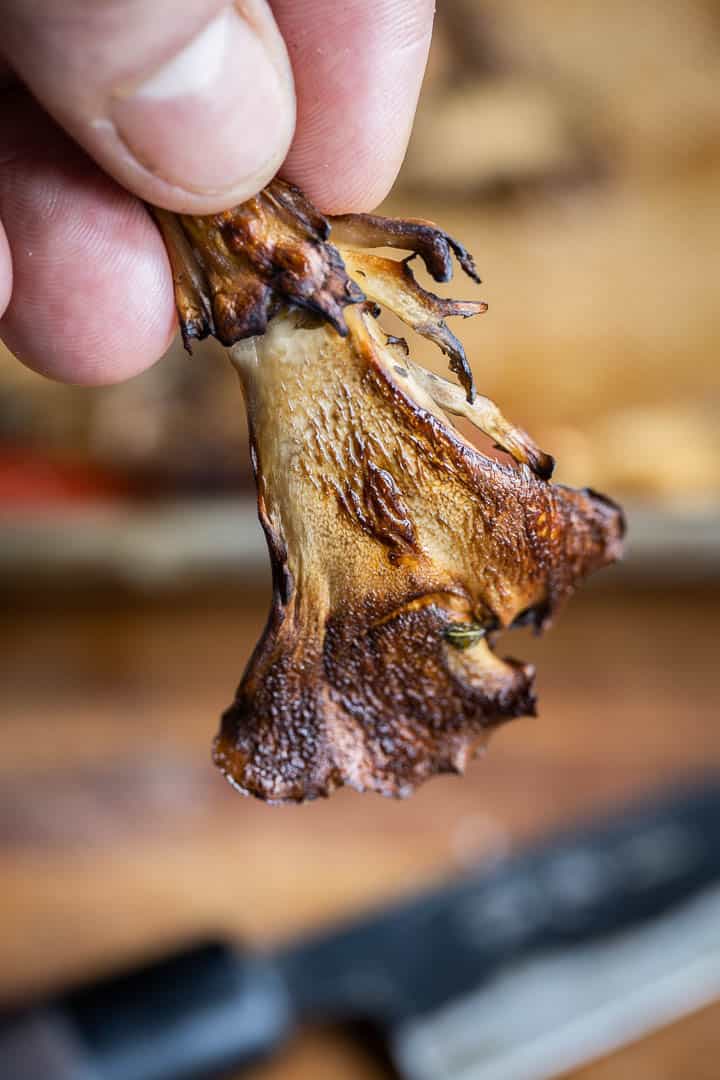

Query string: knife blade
393 881 720 1080
3 776 720 1080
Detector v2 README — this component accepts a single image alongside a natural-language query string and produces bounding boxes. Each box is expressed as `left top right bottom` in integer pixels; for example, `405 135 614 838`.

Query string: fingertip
102 5 296 215
281 133 408 216
2 210 178 386
0 220 11 319
273 0 434 214
0 96 178 385
3 1 296 217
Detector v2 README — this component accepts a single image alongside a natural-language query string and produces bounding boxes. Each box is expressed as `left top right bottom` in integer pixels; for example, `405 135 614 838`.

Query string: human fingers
272 0 435 212
0 0 296 214
0 93 175 384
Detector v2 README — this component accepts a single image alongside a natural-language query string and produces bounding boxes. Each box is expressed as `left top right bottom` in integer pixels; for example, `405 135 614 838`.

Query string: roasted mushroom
154 180 624 803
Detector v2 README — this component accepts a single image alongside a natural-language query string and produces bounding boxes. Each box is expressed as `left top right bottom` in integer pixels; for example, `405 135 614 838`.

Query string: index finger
272 0 434 214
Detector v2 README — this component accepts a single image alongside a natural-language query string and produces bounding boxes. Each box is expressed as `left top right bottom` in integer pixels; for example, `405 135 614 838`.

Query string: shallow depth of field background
1 2 719 1078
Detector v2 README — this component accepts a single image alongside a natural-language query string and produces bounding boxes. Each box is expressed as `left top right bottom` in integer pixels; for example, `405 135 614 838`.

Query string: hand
0 0 433 384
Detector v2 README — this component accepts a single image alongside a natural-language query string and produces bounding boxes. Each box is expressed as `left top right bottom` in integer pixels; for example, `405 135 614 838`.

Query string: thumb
0 0 296 213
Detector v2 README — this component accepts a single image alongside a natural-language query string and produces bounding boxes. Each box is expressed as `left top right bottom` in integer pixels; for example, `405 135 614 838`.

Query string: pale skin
0 0 435 384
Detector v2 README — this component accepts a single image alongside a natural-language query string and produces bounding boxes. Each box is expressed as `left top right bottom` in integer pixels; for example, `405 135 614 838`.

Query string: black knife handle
0 944 292 1080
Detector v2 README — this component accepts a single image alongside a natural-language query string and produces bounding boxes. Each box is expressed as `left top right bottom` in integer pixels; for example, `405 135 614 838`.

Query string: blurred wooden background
2 1 720 1077
2 575 720 1077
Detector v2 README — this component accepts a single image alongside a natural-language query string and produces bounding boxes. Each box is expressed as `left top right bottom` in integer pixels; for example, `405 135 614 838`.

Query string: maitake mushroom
154 180 624 804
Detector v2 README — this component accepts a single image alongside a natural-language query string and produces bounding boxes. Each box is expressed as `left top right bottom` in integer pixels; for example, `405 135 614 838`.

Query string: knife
3 776 720 1080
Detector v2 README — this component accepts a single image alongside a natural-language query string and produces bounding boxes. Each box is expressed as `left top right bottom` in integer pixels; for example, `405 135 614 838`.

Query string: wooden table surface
2 572 719 1078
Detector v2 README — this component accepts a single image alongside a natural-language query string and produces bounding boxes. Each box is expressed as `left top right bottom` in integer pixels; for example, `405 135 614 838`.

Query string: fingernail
110 7 293 197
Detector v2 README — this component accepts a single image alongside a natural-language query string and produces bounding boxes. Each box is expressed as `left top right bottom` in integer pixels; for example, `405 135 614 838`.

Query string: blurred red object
0 446 129 507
